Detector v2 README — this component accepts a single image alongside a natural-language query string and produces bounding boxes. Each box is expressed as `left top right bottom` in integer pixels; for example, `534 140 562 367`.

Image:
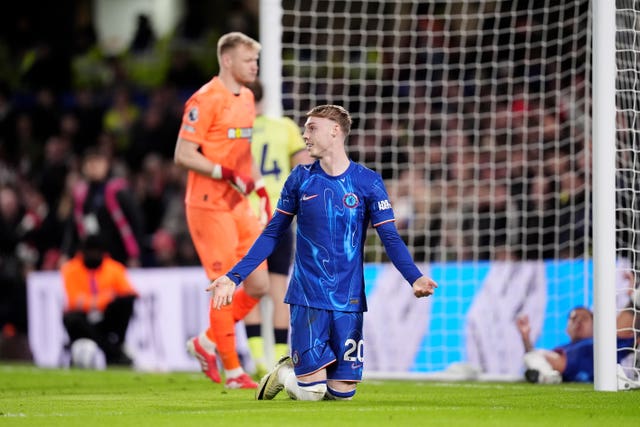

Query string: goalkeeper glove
255 179 272 225
211 164 254 195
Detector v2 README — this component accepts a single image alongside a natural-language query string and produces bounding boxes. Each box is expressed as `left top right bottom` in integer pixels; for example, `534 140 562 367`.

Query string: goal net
615 0 640 384
275 0 638 381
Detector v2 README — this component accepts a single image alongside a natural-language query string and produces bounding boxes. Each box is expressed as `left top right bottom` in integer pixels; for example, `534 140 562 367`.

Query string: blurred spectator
61 234 137 366
70 4 110 90
102 86 140 155
20 40 70 93
125 14 167 90
165 49 206 91
61 146 144 267
0 185 29 340
129 14 156 54
15 179 50 272
29 87 61 142
131 153 172 265
126 95 179 169
0 82 18 164
13 112 42 175
150 228 178 267
35 135 73 212
68 88 105 156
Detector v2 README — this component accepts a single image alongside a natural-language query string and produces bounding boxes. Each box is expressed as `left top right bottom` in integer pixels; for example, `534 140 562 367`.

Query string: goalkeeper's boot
225 372 259 389
256 355 293 400
186 336 221 383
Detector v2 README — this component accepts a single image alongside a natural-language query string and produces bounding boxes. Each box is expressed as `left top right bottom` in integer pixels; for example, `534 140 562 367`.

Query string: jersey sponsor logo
187 107 198 122
301 194 318 201
227 127 253 139
377 199 392 211
343 193 359 208
182 124 195 133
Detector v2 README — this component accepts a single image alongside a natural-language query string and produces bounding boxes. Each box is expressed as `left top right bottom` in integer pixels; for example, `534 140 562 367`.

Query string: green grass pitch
1 363 638 427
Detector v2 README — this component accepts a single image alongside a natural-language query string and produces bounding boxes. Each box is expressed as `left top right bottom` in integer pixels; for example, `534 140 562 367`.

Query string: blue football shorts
289 304 364 382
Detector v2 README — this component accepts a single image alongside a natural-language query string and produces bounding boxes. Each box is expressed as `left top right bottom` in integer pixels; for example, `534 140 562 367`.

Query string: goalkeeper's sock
207 302 241 370
231 287 261 321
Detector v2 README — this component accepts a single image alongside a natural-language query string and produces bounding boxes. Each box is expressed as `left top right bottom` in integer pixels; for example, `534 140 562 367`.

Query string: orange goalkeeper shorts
186 200 266 280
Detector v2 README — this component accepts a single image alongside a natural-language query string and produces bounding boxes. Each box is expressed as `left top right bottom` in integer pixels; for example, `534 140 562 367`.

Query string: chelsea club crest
343 193 359 208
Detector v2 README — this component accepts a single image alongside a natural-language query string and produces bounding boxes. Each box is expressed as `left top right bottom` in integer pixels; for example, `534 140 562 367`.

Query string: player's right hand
206 275 236 310
211 164 255 195
412 276 437 298
228 173 255 195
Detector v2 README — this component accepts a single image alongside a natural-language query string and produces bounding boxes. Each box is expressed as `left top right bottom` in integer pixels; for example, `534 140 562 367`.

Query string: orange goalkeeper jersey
178 76 256 211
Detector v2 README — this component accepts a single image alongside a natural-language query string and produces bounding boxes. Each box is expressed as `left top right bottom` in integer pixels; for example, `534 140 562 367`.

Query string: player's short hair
217 32 261 60
306 104 352 137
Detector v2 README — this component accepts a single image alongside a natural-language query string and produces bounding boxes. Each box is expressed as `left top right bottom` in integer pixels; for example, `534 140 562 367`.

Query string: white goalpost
592 0 617 392
259 0 639 388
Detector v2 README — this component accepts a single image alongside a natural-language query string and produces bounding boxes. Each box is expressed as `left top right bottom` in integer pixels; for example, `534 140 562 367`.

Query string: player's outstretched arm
515 314 534 352
412 276 437 298
206 275 236 310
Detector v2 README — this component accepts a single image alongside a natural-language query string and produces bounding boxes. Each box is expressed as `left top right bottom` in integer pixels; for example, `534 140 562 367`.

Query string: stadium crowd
0 1 592 361
0 1 260 354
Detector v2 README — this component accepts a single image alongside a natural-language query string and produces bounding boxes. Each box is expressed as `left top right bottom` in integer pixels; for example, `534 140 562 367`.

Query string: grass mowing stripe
0 363 638 426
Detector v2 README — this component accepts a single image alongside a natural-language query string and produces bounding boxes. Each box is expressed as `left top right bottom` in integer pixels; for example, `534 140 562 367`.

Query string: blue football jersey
276 160 395 312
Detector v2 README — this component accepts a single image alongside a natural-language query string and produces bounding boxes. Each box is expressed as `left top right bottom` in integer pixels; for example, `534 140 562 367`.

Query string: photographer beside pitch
208 104 437 401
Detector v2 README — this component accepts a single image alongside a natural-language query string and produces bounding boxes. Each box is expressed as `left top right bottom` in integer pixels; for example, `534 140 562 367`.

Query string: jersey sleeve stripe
276 208 295 216
372 218 396 227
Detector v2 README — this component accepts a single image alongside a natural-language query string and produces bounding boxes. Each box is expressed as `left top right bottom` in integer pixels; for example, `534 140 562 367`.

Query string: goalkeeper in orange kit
173 32 272 389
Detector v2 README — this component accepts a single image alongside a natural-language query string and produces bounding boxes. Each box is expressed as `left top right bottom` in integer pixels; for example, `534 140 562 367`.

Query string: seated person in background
61 234 138 366
517 297 637 384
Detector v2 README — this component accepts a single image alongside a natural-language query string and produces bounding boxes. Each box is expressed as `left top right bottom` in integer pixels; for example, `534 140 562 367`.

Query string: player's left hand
412 276 437 298
255 179 272 225
206 275 236 309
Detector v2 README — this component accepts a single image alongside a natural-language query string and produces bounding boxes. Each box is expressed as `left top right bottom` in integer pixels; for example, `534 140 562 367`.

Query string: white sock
225 367 244 379
284 375 326 401
198 333 217 353
277 364 295 384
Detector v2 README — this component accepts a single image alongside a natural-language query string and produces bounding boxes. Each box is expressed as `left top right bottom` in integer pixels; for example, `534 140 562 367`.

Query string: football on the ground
70 338 106 370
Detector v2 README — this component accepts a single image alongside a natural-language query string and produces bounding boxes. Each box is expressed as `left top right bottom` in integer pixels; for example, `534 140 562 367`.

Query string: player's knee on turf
284 376 327 401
